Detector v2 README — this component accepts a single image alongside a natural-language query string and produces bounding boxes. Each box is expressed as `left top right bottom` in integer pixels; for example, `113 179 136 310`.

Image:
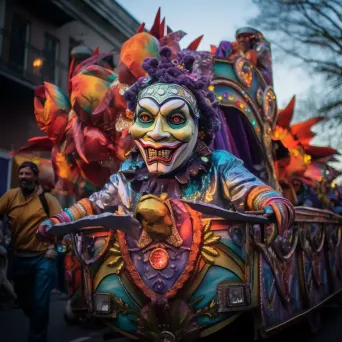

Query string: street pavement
0 297 341 342
0 296 129 342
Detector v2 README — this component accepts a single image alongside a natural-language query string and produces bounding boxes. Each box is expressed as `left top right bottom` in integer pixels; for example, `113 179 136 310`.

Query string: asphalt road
0 298 341 342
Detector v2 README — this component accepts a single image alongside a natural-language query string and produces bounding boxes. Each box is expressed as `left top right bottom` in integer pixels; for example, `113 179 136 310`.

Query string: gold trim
215 243 245 271
183 262 210 298
211 79 263 127
213 246 245 280
118 272 148 308
212 56 268 89
94 257 116 290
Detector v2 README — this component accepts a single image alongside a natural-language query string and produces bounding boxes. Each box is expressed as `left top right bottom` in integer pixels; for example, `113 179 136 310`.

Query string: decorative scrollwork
325 224 340 249
272 226 298 262
112 295 139 317
190 296 218 318
234 57 253 88
256 88 263 106
262 86 276 124
307 223 325 253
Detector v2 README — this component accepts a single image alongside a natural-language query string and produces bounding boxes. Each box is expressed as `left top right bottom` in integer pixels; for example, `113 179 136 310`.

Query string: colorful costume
37 46 294 340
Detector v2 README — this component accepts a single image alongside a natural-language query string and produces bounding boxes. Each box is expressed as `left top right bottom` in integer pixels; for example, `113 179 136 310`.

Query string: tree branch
298 2 342 51
308 1 342 36
249 0 342 131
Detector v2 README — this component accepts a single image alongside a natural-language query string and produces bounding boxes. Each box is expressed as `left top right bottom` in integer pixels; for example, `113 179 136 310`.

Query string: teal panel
96 274 138 333
191 266 239 328
213 62 237 81
219 235 246 262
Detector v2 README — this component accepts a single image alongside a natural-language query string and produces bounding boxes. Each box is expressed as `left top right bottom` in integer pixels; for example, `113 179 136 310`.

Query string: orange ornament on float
149 248 169 270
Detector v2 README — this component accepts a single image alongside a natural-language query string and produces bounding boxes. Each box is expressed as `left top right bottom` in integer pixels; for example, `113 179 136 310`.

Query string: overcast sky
116 0 316 110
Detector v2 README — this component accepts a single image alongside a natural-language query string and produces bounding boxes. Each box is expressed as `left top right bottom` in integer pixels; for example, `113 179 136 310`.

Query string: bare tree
249 0 342 127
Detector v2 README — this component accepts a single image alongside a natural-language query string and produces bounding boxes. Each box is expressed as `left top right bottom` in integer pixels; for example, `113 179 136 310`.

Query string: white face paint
130 97 198 175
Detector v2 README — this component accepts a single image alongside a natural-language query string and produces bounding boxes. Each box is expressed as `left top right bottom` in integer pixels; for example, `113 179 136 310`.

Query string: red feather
187 35 204 51
68 57 75 93
277 96 296 128
210 45 217 55
92 47 99 56
137 22 145 33
160 17 165 38
9 136 53 155
149 7 161 38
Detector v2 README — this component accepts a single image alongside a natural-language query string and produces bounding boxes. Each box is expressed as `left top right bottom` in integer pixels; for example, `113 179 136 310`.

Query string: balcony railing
0 29 68 88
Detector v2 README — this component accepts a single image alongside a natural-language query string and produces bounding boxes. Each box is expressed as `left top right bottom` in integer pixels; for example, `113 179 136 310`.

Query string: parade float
13 8 342 342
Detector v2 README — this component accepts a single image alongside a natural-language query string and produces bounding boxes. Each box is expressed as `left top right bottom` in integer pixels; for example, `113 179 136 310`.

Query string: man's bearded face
130 95 198 175
237 33 254 52
19 167 37 194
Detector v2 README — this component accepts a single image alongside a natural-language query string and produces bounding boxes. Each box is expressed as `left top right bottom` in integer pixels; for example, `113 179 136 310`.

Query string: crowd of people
289 177 342 213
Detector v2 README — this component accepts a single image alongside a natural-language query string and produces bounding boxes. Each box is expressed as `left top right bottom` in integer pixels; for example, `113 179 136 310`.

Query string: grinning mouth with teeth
139 141 183 165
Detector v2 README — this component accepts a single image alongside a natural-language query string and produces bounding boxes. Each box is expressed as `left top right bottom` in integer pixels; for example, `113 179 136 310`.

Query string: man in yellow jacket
0 161 61 342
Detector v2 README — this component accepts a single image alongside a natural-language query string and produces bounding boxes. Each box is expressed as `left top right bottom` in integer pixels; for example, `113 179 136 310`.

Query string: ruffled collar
121 140 211 197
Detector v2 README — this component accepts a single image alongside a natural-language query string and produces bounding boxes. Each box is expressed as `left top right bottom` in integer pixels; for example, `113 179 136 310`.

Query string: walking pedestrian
0 161 62 342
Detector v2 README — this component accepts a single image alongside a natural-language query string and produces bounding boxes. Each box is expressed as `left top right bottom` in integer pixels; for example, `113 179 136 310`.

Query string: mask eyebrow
137 98 159 116
160 99 188 116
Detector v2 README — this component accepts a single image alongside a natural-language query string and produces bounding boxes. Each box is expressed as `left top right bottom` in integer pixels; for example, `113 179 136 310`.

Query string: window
0 152 12 197
42 33 60 84
8 14 30 75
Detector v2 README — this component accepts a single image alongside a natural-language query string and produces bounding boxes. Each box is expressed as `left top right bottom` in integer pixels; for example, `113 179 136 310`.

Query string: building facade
0 0 140 195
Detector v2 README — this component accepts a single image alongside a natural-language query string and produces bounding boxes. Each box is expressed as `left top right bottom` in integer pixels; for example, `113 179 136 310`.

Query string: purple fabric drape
211 108 237 154
212 107 258 174
215 41 234 58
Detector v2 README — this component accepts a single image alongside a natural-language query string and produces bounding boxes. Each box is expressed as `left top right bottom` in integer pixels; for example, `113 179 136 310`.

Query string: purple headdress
124 46 220 145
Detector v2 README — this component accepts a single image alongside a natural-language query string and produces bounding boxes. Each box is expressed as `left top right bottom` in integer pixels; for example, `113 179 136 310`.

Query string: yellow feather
204 231 214 241
201 252 215 264
203 221 211 233
205 236 221 245
202 246 219 257
109 248 122 255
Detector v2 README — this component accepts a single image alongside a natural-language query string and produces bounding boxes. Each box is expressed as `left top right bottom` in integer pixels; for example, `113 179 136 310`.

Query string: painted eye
169 113 185 125
139 113 153 122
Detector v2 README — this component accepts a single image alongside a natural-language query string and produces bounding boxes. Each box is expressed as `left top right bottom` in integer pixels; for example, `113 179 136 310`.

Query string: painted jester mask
130 82 199 175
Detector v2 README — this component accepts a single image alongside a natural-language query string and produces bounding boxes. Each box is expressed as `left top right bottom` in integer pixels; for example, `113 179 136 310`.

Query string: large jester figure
37 47 294 340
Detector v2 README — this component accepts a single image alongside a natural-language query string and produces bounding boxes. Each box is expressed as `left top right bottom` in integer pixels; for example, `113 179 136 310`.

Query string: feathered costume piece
273 96 340 186
12 8 205 197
